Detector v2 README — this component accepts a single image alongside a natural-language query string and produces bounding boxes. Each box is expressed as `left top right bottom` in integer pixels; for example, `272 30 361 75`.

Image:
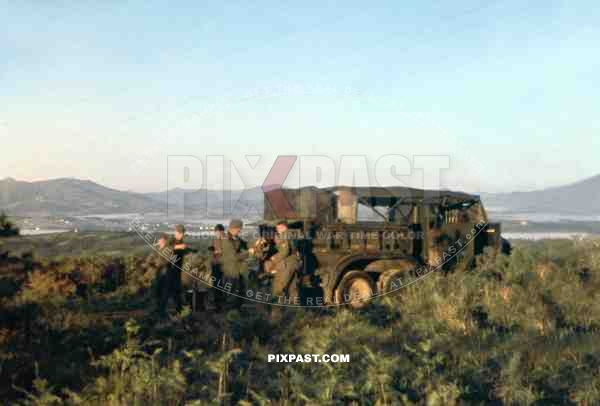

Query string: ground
1 233 600 405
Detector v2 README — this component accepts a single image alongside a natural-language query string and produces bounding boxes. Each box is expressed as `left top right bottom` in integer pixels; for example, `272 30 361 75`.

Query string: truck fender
364 258 419 274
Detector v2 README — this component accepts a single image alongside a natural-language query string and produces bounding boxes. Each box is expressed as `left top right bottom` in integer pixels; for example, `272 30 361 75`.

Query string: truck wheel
335 271 375 309
377 269 408 295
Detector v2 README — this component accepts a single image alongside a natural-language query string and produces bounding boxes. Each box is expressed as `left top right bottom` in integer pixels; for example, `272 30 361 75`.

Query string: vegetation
0 231 207 258
0 212 19 237
1 237 599 404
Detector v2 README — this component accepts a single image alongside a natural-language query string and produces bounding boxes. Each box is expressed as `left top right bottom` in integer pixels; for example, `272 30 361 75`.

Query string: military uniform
220 231 249 309
155 231 197 318
208 234 225 311
270 229 301 301
154 241 183 318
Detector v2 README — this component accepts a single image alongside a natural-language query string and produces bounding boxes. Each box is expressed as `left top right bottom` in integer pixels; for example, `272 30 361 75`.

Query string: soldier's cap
175 224 186 233
229 219 243 229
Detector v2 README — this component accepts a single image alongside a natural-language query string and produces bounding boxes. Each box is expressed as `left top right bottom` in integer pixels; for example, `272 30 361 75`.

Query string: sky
1 0 599 193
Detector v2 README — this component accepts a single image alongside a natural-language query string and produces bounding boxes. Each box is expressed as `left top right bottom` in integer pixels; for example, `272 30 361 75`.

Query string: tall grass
2 238 600 404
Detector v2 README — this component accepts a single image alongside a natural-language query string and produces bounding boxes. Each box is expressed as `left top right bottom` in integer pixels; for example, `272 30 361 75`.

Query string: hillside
1 239 600 403
482 175 600 216
145 187 264 218
0 177 164 216
2 175 600 219
0 177 265 218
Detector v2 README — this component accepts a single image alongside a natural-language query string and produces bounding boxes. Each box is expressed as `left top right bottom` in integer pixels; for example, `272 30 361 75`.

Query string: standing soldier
155 225 195 319
268 220 301 304
153 233 176 319
220 219 250 310
172 225 188 271
172 224 200 309
208 224 226 312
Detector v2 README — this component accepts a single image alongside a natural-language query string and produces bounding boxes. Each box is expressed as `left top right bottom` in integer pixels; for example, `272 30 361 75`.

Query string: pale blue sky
1 1 599 193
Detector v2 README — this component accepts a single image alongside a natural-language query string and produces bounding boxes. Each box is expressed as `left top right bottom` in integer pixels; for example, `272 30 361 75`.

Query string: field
1 233 600 405
0 231 211 258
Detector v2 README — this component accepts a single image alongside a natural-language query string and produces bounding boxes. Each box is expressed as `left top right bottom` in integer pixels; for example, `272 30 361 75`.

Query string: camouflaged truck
258 186 508 308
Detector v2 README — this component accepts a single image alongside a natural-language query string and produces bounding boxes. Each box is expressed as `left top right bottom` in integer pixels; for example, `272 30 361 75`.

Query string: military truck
257 186 508 308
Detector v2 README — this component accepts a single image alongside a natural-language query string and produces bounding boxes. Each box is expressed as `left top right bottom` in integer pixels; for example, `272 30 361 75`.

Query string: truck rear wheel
335 271 375 309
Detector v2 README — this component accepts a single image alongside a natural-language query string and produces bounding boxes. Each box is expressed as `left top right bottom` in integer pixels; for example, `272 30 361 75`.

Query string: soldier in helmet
268 220 301 304
220 219 250 310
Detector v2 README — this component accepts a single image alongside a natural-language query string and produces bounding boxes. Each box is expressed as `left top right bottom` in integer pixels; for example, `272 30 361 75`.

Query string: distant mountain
0 178 264 218
2 175 599 219
482 175 600 216
0 178 164 216
144 187 264 218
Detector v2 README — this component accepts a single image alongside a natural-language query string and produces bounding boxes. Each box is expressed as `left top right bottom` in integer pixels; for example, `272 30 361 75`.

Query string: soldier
153 233 177 319
155 225 195 319
220 219 250 310
173 224 187 256
268 220 301 304
209 224 226 311
172 224 201 309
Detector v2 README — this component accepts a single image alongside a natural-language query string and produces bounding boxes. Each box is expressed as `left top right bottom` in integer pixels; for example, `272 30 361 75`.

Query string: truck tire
335 271 375 309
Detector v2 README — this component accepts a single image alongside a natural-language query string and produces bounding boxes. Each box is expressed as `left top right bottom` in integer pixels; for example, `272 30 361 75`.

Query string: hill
3 174 600 219
145 187 264 218
0 177 264 218
1 238 600 403
482 175 600 216
0 177 164 216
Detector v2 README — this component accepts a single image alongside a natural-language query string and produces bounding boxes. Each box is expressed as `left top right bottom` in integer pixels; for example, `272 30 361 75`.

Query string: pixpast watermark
268 353 350 363
164 153 450 220
129 86 489 308
130 185 490 309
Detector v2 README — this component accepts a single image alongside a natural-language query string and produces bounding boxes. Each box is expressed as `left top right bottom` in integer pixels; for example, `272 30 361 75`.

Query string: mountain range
481 175 600 216
0 177 263 217
1 175 599 218
0 178 158 216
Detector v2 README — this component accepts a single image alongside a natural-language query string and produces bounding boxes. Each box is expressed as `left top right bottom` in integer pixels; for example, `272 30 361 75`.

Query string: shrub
2 238 600 404
71 320 187 405
0 212 19 237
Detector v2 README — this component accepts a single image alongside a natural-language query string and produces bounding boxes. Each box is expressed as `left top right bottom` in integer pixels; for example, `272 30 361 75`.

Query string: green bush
0 212 19 237
1 238 600 404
